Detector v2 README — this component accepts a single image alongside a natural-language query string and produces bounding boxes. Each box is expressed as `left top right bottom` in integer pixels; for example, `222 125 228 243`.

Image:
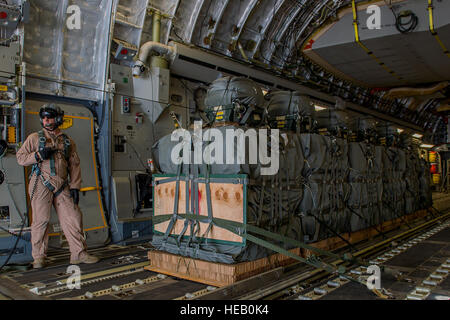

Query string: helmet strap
42 122 58 131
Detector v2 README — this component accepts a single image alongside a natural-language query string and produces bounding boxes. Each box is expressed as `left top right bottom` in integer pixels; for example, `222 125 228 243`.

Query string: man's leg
30 177 53 264
54 188 98 263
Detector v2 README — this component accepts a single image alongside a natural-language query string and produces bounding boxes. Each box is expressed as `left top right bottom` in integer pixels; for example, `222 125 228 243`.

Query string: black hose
395 10 418 34
0 218 26 272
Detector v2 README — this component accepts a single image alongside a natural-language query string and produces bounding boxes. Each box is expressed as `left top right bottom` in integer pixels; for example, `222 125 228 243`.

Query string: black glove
70 189 79 205
38 147 55 160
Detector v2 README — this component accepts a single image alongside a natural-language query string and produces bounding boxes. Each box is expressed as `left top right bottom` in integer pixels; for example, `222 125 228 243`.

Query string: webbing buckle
42 178 55 192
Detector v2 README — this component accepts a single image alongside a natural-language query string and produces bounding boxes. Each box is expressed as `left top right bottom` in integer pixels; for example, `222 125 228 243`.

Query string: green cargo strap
172 213 365 267
163 162 183 242
244 233 337 273
189 165 199 246
178 163 196 248
177 164 190 247
217 218 366 269
192 165 202 247
177 213 351 274
176 167 190 246
201 162 214 243
192 164 201 243
193 163 210 258
153 213 172 224
150 214 370 288
150 212 361 267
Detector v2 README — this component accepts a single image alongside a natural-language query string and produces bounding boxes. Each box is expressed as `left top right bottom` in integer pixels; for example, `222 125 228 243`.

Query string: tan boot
32 258 47 269
70 253 100 265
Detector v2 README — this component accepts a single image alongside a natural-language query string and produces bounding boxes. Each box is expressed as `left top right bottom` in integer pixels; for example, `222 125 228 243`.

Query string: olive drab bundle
151 77 432 264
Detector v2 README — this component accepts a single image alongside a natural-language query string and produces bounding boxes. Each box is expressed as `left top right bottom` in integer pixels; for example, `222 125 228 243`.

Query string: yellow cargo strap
351 0 403 81
427 0 450 59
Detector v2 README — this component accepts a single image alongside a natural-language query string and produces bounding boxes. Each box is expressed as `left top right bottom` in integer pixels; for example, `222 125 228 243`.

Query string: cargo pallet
146 208 431 287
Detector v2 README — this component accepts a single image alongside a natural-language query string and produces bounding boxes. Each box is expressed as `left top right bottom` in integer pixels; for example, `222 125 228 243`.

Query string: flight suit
16 129 88 262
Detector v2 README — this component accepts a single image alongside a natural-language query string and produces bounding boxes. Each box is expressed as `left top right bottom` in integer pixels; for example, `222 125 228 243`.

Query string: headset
39 103 64 129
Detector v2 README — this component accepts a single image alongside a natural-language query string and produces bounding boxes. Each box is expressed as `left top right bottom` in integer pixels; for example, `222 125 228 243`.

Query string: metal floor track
1 211 450 300
294 219 450 300
0 243 208 300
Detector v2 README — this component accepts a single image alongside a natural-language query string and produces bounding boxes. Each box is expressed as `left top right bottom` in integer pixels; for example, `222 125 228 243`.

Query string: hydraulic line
351 0 402 81
427 0 450 59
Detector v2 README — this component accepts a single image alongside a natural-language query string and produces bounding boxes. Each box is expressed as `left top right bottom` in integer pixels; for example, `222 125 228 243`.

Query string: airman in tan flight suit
17 104 99 268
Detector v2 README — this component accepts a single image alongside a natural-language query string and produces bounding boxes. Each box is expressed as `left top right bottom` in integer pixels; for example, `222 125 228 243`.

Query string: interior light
420 144 434 148
314 104 327 111
412 133 423 139
397 128 404 133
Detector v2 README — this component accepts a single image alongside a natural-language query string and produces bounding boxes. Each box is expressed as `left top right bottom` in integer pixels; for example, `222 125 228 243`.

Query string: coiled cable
395 10 418 34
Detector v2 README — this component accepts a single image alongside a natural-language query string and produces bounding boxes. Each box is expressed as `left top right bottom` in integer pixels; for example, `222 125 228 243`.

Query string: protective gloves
70 189 80 205
38 147 55 160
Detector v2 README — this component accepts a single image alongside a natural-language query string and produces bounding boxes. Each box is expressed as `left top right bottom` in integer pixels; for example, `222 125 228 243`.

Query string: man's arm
68 138 82 190
16 133 42 166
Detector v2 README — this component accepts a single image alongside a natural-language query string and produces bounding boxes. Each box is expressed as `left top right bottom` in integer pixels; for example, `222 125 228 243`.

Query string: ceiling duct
385 81 449 98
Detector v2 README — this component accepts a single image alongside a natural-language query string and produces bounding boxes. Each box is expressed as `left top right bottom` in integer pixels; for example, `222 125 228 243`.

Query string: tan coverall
16 129 88 261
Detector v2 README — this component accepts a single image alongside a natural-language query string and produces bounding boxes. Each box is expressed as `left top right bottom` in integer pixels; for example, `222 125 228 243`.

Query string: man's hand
38 147 55 160
70 189 79 205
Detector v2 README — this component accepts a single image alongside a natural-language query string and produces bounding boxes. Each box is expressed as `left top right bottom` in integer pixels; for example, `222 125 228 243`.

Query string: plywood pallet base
145 248 301 287
306 209 430 256
145 208 431 287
